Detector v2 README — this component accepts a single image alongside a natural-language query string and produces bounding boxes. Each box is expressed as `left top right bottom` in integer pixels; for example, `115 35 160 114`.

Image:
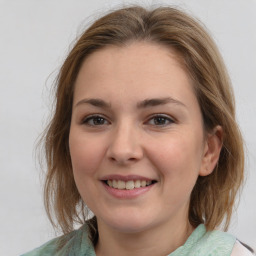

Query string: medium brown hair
42 5 244 243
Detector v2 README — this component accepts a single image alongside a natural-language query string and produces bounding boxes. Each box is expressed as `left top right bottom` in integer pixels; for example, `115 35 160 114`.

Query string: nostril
108 156 138 164
128 157 137 161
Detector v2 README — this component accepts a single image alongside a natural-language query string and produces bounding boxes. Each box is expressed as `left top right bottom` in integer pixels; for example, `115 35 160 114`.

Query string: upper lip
100 174 156 181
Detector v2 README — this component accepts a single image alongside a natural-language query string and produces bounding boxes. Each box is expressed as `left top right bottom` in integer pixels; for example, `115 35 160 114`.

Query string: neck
95 217 194 256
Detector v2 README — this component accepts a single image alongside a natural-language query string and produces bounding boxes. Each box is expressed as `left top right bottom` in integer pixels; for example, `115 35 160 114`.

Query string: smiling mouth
103 180 157 190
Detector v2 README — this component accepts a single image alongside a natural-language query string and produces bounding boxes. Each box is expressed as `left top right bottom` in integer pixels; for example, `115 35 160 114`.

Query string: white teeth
106 180 154 190
134 180 141 188
113 180 118 189
126 180 134 190
117 180 126 189
141 180 146 187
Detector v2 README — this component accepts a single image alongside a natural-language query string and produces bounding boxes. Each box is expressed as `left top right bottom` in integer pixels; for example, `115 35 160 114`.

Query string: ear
199 125 223 176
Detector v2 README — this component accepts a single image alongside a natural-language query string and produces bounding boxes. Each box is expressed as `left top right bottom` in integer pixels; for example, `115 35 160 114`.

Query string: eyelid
80 113 175 126
81 114 110 126
145 114 176 125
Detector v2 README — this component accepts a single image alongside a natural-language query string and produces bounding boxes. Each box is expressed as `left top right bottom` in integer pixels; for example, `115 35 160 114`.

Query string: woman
23 5 254 256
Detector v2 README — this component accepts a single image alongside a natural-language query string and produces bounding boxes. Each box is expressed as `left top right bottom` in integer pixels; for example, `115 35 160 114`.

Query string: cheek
69 131 108 207
146 133 204 208
147 131 203 179
69 131 106 177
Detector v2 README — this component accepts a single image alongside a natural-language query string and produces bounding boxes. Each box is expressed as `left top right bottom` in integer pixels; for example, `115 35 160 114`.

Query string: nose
106 122 143 165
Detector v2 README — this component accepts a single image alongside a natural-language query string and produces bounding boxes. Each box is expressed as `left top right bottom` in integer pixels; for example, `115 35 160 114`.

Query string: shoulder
197 227 237 253
194 227 254 256
231 241 255 256
21 236 60 256
21 225 95 256
181 225 236 256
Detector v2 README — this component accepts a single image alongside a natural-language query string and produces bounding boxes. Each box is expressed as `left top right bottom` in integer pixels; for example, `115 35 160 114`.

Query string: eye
82 115 110 126
147 115 174 126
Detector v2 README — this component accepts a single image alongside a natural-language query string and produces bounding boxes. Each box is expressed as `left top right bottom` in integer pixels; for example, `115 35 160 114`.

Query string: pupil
155 117 165 125
94 117 104 125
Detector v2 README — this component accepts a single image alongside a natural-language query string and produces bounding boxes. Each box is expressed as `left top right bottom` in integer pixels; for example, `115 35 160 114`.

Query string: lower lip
102 182 155 199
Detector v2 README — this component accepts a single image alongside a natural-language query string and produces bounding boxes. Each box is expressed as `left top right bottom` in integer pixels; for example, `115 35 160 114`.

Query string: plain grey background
0 0 255 255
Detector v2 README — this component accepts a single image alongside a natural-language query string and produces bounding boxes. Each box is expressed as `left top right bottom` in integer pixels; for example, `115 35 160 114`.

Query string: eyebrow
75 98 111 108
137 97 187 109
75 97 186 109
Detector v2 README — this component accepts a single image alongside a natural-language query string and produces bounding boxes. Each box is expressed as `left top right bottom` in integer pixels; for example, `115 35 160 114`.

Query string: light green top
22 224 236 256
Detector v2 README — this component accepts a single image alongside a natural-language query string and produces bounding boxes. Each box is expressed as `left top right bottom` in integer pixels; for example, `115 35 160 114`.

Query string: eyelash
146 114 175 126
81 114 175 127
82 115 110 126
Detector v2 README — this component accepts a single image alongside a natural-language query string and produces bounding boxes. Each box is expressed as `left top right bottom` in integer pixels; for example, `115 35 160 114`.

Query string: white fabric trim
231 241 254 256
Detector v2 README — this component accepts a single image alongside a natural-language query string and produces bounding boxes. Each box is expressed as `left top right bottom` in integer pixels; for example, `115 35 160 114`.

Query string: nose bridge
107 118 142 164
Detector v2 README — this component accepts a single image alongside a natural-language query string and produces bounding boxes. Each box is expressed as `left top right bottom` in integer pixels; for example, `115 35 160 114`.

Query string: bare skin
69 42 222 255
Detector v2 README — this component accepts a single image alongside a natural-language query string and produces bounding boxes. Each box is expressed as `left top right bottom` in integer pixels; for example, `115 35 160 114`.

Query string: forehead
73 42 196 107
77 42 185 80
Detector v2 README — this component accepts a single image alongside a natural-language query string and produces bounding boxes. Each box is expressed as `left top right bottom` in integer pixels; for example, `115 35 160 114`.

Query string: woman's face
69 42 211 234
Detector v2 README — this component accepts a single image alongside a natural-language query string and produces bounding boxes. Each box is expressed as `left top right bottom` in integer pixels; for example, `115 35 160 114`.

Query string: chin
100 211 156 234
